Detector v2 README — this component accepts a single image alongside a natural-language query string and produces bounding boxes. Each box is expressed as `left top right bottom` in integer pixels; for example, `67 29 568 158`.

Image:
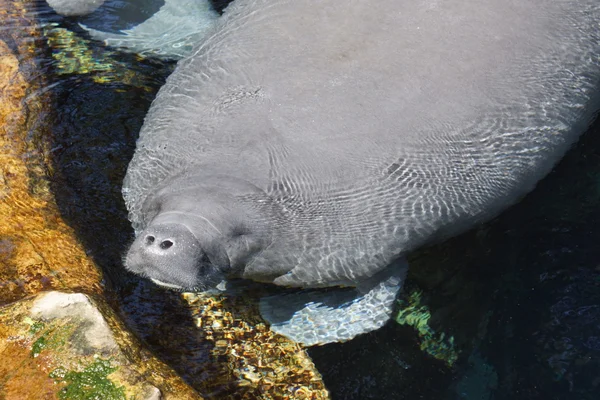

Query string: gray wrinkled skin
122 0 600 345
46 0 105 16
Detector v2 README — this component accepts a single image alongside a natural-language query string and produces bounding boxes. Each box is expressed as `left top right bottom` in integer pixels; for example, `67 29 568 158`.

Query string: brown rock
0 1 102 305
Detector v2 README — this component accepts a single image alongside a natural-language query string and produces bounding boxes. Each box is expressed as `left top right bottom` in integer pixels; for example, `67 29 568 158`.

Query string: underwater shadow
40 23 235 396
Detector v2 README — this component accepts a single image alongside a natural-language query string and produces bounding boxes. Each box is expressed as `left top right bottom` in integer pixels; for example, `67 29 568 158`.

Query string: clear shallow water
5 1 599 399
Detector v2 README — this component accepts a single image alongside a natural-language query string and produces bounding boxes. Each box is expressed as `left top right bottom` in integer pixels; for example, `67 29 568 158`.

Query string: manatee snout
125 222 204 289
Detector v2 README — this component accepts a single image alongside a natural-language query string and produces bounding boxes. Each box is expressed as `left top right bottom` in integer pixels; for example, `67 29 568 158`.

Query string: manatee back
124 0 600 284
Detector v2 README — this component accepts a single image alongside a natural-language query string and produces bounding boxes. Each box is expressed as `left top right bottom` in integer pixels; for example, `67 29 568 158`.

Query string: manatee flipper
259 258 408 346
80 0 218 59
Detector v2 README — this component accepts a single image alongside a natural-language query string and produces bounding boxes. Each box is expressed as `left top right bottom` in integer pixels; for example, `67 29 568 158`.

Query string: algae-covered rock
0 291 196 400
30 292 120 355
44 22 169 86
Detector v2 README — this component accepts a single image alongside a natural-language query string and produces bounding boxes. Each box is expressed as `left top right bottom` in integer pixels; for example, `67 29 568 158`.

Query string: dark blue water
32 1 600 399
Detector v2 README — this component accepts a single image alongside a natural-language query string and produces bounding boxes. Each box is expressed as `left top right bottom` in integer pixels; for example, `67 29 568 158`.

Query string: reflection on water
2 1 599 399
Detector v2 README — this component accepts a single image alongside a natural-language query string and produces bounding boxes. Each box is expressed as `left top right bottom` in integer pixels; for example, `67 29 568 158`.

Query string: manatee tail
259 258 408 346
80 0 218 59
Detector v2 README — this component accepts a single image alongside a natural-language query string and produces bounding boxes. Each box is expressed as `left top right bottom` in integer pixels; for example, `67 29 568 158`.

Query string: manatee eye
160 240 174 249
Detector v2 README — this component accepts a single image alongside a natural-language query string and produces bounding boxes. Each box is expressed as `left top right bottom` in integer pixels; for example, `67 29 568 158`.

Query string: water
3 1 599 399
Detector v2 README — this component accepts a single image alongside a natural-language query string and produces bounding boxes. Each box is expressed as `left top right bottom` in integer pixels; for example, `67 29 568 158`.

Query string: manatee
46 0 105 16
120 0 600 346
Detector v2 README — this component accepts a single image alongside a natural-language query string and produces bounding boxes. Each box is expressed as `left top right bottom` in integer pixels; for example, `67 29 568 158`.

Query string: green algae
31 333 49 356
42 23 167 88
23 316 45 335
44 23 114 77
28 319 75 357
50 358 126 400
395 290 459 366
30 320 45 334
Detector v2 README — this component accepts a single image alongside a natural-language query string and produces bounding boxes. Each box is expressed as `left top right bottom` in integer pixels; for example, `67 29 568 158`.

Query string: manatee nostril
160 240 174 250
145 235 155 245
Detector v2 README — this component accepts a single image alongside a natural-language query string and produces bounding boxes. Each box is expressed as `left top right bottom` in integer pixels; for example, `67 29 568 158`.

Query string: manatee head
124 184 274 292
125 220 230 292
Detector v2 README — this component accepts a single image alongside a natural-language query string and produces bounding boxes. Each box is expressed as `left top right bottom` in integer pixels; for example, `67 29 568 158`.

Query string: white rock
31 291 118 354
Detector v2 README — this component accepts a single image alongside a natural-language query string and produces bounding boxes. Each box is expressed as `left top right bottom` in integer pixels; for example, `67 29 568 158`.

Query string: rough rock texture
0 291 200 400
119 285 330 398
0 2 102 305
